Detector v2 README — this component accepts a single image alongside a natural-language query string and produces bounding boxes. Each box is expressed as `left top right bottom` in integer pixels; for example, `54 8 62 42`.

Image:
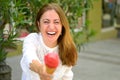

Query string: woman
20 3 78 80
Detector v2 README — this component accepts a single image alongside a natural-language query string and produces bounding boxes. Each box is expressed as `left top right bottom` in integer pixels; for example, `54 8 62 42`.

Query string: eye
54 21 60 25
44 21 50 24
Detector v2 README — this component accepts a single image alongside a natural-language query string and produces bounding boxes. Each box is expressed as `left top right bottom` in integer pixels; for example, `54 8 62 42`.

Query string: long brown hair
36 3 78 66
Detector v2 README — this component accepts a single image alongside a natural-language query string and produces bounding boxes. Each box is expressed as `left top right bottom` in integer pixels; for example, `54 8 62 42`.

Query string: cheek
59 26 62 33
40 25 46 33
38 23 45 32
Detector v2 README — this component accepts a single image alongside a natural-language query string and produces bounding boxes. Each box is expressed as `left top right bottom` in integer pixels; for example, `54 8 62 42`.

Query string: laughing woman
20 3 78 80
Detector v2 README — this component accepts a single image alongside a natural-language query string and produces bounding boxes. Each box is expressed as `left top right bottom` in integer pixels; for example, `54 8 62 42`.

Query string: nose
49 22 55 30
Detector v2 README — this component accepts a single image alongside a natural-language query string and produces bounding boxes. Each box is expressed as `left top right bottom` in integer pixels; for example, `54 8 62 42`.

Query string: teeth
47 32 55 35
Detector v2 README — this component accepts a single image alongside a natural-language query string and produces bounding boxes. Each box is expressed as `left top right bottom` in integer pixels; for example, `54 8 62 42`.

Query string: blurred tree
0 0 96 51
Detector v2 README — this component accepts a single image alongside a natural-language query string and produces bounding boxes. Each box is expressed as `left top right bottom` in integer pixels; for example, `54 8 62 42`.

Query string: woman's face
38 10 62 47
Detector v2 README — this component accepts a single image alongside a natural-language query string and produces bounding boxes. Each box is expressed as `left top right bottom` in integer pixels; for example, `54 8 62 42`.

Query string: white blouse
20 33 73 80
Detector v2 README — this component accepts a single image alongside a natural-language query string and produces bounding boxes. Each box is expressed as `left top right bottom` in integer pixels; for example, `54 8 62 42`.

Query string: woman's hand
30 60 52 80
30 60 42 73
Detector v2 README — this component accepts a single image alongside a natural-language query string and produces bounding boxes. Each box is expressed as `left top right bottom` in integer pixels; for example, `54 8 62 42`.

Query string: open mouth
47 32 56 35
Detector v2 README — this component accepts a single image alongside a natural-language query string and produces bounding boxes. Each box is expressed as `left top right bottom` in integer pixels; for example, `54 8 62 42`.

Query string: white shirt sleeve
20 33 41 80
20 33 74 80
62 66 73 80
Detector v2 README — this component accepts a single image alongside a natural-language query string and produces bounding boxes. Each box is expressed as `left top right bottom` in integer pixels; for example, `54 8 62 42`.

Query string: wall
87 0 117 40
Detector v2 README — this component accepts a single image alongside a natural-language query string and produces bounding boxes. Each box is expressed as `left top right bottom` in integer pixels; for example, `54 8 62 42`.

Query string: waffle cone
46 65 56 74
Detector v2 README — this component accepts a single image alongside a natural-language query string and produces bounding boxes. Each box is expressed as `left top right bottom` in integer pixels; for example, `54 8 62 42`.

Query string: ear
37 21 41 31
37 21 40 26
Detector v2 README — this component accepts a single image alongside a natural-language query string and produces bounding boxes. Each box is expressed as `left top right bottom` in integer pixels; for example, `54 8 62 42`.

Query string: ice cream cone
45 65 56 74
44 53 59 74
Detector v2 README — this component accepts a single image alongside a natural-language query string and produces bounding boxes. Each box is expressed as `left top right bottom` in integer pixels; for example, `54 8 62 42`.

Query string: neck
43 39 57 48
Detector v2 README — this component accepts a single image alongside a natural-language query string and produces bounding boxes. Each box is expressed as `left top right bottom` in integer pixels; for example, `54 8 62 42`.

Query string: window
102 0 117 28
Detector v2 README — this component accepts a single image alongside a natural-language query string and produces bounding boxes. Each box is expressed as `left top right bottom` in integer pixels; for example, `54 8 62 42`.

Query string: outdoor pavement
6 38 120 80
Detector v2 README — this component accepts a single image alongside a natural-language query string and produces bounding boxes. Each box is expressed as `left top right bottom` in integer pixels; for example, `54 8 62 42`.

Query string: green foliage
0 0 10 23
0 27 18 62
23 0 95 50
0 0 96 52
71 20 96 51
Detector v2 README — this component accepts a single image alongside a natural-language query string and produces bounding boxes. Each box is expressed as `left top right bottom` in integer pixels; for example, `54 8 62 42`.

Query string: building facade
88 0 119 40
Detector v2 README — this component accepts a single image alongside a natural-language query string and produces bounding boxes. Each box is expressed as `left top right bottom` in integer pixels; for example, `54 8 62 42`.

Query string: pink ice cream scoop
44 53 59 74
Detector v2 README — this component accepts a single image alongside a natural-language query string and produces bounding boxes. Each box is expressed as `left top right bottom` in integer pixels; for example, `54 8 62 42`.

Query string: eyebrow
42 19 60 21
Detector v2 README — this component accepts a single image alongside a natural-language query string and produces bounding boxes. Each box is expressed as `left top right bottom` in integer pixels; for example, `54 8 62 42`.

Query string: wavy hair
36 3 78 66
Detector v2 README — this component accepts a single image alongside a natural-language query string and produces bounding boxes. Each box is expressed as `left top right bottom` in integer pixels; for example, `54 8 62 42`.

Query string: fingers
40 71 53 80
29 60 43 73
30 60 53 80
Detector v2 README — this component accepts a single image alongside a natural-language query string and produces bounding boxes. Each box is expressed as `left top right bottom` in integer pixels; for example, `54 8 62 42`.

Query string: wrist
37 64 44 75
